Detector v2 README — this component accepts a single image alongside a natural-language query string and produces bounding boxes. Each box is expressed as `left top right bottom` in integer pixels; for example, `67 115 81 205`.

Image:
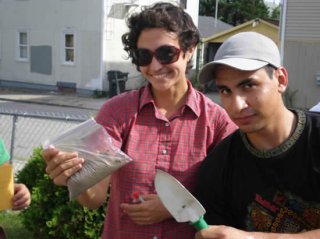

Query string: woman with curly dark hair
122 2 200 73
43 2 236 239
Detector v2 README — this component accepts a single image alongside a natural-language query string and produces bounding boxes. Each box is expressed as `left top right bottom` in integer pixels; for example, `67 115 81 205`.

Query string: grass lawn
0 211 33 239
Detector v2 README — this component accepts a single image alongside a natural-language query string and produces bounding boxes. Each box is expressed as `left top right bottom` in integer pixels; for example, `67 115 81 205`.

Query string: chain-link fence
0 112 85 175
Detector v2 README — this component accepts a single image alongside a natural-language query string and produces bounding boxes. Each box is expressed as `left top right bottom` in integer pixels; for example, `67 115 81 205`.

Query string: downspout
99 0 107 91
279 0 287 65
214 0 219 28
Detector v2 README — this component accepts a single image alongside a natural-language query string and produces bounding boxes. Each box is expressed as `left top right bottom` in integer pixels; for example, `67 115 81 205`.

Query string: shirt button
162 149 167 154
165 122 170 127
153 236 158 239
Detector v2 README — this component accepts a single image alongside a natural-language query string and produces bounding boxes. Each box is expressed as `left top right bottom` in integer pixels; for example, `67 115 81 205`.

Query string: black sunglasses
135 45 181 67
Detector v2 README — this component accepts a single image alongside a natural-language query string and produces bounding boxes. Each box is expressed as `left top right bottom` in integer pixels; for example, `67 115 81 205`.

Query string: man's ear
276 67 288 93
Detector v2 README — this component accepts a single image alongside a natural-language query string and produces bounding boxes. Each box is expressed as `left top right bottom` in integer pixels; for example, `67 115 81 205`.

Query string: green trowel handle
190 216 208 231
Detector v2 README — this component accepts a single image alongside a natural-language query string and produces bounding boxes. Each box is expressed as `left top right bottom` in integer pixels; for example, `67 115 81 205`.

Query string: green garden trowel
154 169 208 231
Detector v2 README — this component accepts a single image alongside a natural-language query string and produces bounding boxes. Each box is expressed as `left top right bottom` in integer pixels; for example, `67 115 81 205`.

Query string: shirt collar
185 80 201 118
139 80 200 118
139 83 155 112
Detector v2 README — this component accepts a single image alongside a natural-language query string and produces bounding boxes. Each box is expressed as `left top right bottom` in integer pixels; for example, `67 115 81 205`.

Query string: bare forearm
76 176 110 209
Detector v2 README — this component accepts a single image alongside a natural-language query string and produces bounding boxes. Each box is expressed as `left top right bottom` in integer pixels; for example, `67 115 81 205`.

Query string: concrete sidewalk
0 88 107 110
0 88 221 110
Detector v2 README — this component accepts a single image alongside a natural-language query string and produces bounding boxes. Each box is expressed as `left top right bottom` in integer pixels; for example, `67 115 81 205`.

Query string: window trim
180 0 187 9
62 30 76 65
16 30 29 62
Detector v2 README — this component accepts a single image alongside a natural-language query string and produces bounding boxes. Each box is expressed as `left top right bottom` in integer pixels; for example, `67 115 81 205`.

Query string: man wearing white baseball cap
195 32 320 239
198 31 281 85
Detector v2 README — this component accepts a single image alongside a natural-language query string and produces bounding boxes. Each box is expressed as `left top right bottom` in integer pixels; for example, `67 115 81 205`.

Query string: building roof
202 18 279 44
198 16 233 38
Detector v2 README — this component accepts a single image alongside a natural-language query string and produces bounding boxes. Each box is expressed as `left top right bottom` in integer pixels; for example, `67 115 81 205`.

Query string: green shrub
0 211 33 239
16 147 107 239
93 89 107 98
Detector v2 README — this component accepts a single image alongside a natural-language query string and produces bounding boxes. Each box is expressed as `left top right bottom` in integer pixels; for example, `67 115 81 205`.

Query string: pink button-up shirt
96 81 237 239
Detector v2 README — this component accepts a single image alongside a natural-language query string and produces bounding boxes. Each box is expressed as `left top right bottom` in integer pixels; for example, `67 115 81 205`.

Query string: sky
274 0 281 4
265 0 281 4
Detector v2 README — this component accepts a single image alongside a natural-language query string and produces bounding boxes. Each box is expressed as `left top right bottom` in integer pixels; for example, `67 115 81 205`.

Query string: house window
63 32 75 64
180 0 187 9
17 31 28 61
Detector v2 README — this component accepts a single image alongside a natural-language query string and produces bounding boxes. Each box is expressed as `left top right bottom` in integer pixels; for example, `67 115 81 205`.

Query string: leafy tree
199 0 217 17
200 0 271 26
271 4 281 20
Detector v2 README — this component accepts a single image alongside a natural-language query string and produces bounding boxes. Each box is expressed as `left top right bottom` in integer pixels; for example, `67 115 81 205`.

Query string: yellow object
0 164 14 211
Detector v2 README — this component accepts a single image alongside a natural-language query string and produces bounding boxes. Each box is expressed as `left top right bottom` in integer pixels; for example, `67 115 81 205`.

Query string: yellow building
203 18 279 45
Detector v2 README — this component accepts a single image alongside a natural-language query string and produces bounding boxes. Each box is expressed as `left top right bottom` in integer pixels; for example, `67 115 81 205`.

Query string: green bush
93 89 107 98
16 147 107 239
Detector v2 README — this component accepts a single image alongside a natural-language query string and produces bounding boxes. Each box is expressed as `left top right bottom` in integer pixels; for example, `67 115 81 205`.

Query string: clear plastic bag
43 119 132 200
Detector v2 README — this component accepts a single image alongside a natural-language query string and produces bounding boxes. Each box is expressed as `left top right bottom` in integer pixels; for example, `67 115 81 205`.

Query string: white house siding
283 0 320 108
285 0 320 40
0 0 199 93
0 0 103 92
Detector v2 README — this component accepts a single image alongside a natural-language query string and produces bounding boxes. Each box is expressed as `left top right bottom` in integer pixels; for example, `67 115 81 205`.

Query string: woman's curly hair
122 2 200 72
